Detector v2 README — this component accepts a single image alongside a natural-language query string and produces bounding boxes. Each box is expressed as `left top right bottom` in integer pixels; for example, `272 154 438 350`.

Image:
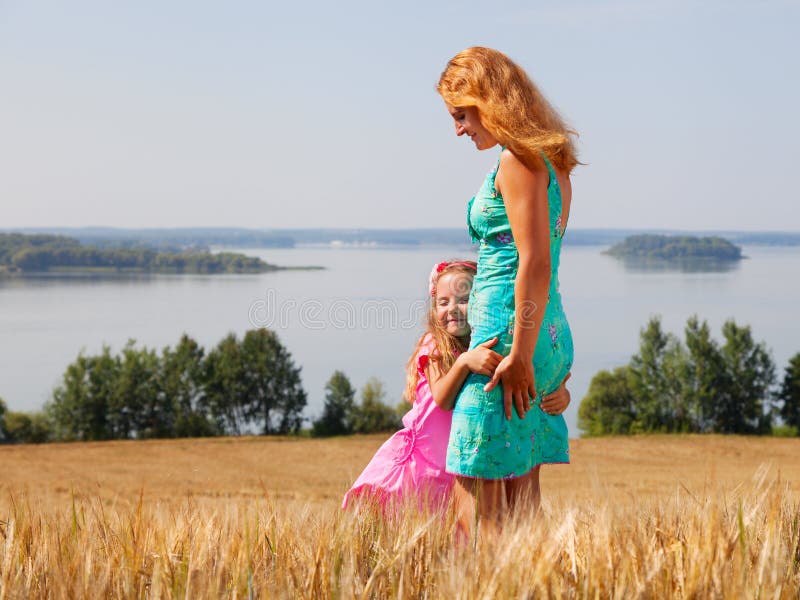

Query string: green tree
202 333 249 434
578 367 637 436
44 330 305 441
160 335 218 437
239 329 307 434
48 347 120 441
202 330 307 435
351 378 401 434
49 340 166 440
660 337 692 432
778 353 800 431
716 320 775 434
115 342 163 439
628 317 686 432
683 316 729 432
580 315 779 436
313 371 356 437
3 411 52 444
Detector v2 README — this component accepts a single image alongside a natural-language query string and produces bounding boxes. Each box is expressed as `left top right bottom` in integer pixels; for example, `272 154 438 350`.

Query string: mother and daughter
344 47 578 537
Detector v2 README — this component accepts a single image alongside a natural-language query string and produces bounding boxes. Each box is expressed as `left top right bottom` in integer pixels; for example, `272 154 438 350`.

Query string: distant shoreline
0 265 325 278
0 233 325 275
6 227 800 249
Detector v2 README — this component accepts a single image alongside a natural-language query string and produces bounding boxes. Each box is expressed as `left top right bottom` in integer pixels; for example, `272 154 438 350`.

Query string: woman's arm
485 150 552 420
426 338 502 410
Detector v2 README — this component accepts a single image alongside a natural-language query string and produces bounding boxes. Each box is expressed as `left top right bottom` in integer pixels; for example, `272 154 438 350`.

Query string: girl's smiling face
435 272 471 337
445 103 498 151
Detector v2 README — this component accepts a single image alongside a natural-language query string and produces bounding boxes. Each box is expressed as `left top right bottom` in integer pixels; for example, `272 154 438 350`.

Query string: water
1 244 799 436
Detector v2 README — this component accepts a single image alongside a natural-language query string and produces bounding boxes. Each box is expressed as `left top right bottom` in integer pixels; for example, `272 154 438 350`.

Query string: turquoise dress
446 150 574 479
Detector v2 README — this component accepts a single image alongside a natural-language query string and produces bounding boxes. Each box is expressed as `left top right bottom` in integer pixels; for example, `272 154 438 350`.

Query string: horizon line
5 226 800 235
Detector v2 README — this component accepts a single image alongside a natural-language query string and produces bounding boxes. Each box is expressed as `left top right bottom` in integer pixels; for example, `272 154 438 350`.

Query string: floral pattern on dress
496 233 513 244
554 214 563 239
548 323 558 349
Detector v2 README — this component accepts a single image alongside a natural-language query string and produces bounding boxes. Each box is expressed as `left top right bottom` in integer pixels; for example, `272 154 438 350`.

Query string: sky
1 0 799 231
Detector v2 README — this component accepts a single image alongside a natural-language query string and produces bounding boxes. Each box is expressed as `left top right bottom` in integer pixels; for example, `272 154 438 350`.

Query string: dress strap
539 152 557 186
489 147 504 188
539 151 563 233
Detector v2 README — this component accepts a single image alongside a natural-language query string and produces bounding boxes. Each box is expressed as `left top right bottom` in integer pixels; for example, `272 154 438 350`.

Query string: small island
604 234 744 272
0 233 319 275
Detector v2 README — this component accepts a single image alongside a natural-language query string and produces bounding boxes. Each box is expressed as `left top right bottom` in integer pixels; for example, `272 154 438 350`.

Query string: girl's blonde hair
403 261 477 403
437 46 580 173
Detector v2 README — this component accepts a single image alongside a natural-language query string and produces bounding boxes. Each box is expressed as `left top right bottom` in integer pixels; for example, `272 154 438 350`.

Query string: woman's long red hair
437 46 580 173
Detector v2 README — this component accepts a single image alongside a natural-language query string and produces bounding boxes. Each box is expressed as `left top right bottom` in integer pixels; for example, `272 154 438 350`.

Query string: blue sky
1 0 798 230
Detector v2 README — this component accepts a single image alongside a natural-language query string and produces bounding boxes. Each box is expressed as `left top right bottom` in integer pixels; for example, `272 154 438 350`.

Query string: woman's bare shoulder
497 147 547 196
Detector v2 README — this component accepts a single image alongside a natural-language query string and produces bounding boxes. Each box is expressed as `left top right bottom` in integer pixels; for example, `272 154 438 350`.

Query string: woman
436 47 578 537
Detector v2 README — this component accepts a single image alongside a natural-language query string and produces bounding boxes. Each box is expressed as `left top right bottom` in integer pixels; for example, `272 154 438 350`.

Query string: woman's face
445 103 498 150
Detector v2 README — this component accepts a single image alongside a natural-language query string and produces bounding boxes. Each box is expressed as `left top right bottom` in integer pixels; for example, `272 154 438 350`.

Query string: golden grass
1 435 799 598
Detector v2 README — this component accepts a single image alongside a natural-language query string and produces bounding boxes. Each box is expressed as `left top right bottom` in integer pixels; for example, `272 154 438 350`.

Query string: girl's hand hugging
539 372 572 415
460 337 503 377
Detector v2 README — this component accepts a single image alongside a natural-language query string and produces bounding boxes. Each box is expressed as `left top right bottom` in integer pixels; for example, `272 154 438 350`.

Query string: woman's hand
461 337 503 377
539 372 571 416
484 352 536 420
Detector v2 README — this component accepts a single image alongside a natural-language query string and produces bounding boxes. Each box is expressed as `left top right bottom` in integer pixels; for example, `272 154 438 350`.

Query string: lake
1 244 799 436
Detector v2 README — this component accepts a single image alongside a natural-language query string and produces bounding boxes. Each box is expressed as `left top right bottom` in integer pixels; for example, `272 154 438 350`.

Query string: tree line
579 316 800 436
7 316 796 443
0 330 401 444
0 233 276 274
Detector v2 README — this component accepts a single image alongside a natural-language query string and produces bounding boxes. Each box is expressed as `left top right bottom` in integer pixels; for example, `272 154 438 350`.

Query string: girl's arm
485 150 552 420
425 338 502 411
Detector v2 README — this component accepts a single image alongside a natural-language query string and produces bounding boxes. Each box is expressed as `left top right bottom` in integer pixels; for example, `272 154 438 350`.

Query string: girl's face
435 272 471 337
445 103 498 150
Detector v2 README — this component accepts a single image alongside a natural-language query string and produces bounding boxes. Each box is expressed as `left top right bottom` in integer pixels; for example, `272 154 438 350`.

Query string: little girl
342 260 571 510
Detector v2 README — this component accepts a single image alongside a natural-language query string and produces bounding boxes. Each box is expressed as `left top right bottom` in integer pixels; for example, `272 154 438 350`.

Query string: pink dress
342 334 454 509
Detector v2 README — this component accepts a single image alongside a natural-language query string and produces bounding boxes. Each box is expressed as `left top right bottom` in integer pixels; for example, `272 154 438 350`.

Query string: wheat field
1 435 799 598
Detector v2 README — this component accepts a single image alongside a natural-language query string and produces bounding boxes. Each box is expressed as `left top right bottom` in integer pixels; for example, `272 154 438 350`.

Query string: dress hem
342 480 454 511
445 459 570 481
